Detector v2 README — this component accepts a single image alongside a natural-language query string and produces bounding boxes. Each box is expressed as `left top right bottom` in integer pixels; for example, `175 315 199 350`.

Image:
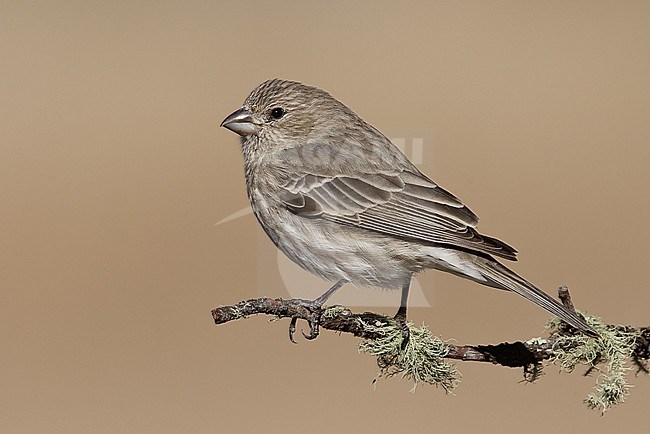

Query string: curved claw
288 310 322 342
301 317 320 340
285 280 347 344
289 317 299 344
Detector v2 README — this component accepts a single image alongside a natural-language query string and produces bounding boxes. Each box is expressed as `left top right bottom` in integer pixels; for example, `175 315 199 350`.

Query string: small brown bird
221 79 597 344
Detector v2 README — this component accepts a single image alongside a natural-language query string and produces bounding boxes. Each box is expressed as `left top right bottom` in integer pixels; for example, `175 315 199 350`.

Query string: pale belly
251 195 417 289
248 187 487 290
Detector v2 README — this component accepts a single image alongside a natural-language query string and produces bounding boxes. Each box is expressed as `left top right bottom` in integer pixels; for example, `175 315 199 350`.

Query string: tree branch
213 286 650 412
211 289 650 368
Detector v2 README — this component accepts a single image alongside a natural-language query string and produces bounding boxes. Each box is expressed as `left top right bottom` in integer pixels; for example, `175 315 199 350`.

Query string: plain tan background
2 1 649 432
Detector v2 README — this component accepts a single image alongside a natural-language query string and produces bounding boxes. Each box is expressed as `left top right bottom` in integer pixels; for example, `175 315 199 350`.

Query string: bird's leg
289 279 347 343
394 276 412 350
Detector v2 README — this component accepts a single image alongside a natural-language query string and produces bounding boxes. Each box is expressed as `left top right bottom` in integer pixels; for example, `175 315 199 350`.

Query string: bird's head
221 79 354 150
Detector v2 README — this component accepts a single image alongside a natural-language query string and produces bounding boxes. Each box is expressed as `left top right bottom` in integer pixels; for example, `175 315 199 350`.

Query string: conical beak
220 108 259 137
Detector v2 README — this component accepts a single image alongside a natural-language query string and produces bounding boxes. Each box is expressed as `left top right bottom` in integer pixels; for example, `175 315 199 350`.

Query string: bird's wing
280 169 518 261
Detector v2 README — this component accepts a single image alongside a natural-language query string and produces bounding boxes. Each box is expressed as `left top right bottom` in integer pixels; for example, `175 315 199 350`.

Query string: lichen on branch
212 288 649 413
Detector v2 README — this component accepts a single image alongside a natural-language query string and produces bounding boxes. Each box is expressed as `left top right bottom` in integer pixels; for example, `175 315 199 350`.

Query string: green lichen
547 312 640 414
229 306 244 319
357 318 460 393
321 305 348 319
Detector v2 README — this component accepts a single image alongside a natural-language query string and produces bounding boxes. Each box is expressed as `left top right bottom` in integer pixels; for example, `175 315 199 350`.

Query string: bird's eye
270 107 285 119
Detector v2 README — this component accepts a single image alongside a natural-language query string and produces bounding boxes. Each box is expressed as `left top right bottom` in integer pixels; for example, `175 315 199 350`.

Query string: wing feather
281 169 518 260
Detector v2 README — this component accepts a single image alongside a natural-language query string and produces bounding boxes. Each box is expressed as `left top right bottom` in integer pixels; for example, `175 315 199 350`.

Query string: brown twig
557 285 575 312
212 288 650 368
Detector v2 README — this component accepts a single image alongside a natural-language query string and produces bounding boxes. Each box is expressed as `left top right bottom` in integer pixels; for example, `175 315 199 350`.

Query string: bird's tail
471 257 599 337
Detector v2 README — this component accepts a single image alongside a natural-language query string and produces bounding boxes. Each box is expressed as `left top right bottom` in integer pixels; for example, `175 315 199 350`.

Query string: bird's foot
394 312 410 350
288 298 326 343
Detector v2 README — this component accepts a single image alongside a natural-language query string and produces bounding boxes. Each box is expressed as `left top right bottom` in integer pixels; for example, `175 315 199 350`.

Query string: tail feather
472 258 599 337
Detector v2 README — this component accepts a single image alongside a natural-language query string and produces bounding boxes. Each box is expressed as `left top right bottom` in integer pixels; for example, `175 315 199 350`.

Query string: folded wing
280 170 518 261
